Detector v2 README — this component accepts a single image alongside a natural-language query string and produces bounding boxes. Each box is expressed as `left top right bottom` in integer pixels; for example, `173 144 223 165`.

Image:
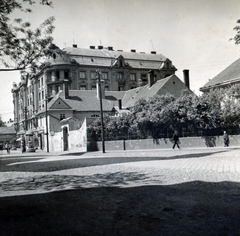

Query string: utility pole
45 95 49 153
96 70 105 153
24 107 28 131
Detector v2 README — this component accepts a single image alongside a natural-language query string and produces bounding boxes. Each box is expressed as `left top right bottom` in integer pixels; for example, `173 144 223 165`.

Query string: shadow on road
0 150 228 172
1 181 240 235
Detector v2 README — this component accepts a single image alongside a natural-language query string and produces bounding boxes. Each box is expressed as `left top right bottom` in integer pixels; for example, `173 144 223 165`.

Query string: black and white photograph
1 0 240 235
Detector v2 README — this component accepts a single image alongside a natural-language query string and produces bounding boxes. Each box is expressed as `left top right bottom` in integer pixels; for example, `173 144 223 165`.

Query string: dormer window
165 60 172 69
53 53 56 59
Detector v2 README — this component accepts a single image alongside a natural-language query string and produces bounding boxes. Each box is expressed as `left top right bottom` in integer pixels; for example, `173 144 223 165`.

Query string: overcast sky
1 0 240 121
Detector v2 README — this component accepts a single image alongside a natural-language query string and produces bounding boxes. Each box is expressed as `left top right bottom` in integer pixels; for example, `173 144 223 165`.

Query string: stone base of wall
87 135 240 152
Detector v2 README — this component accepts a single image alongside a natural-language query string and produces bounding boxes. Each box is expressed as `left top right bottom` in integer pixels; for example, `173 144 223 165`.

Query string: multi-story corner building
11 45 179 151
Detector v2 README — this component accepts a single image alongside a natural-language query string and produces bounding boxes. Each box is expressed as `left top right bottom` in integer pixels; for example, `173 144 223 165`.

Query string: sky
1 0 240 122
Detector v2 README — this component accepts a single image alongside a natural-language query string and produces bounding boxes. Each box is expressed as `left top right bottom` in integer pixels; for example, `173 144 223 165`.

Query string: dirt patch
1 181 240 235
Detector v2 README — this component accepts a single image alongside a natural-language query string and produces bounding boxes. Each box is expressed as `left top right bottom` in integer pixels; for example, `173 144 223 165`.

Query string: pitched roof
0 126 16 135
122 75 177 108
63 47 169 70
200 58 240 91
36 90 126 114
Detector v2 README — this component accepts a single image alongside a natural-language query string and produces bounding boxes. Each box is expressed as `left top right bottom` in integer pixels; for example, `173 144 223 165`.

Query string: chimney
90 46 95 49
97 80 105 99
73 44 77 48
148 70 155 87
98 45 103 50
118 99 122 110
63 79 69 99
183 69 190 89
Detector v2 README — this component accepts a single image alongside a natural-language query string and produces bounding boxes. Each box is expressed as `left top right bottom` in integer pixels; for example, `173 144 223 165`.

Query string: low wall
87 135 240 152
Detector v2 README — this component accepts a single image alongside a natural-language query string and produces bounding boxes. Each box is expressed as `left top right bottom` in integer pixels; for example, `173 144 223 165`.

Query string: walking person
5 142 10 154
172 131 180 149
223 131 229 147
21 137 26 153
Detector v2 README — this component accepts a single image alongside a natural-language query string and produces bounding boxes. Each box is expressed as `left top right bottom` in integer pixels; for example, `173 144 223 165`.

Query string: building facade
11 45 179 151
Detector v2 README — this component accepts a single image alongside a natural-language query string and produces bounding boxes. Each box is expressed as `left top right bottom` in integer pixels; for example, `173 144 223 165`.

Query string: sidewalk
1 146 239 159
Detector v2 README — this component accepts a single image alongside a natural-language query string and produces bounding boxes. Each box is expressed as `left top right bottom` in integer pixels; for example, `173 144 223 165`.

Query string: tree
0 0 55 75
0 115 6 127
231 19 240 45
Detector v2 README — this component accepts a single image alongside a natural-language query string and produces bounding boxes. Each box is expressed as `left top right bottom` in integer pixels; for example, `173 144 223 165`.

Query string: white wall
49 118 87 152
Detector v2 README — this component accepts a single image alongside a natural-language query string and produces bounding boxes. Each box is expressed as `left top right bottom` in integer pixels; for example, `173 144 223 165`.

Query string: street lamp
96 70 105 153
45 94 49 153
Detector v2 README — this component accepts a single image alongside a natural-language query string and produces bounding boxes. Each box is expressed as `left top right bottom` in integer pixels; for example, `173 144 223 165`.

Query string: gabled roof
200 58 240 91
0 126 16 135
49 97 73 110
37 90 126 115
122 75 189 108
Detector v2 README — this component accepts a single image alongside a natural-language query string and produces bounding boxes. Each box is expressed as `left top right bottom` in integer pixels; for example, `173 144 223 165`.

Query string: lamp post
45 94 49 153
96 70 105 153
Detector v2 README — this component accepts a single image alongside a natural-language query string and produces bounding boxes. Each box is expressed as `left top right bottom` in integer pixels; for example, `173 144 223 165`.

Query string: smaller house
122 70 191 108
0 126 16 150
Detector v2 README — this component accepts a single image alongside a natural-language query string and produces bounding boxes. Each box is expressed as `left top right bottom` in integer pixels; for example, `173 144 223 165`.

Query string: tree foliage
0 116 6 127
88 86 240 141
0 0 55 75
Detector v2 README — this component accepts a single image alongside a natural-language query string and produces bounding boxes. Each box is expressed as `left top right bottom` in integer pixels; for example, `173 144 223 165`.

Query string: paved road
1 147 240 196
1 147 240 235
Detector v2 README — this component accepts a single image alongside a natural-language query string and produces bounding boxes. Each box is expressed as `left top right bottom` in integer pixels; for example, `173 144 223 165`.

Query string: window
60 114 65 120
102 72 108 80
64 71 69 79
91 114 99 118
118 86 124 91
80 85 86 90
105 86 109 91
80 71 86 79
56 86 60 93
117 73 123 80
42 91 44 100
91 72 96 79
41 77 43 86
92 85 96 90
130 73 136 81
141 74 147 82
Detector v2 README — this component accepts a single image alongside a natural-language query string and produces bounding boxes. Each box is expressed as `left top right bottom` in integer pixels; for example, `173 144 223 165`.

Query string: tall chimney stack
63 79 69 99
148 70 155 87
183 69 190 89
118 99 122 110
